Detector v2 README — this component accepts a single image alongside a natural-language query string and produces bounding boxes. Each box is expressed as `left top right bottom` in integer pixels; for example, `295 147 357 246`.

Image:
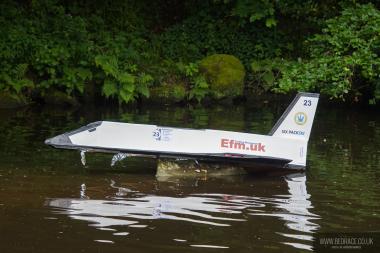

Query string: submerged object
45 92 319 170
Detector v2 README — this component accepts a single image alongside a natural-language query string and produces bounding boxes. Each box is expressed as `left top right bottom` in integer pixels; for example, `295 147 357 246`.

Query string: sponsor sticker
294 112 307 125
281 129 305 136
153 128 172 141
220 138 265 152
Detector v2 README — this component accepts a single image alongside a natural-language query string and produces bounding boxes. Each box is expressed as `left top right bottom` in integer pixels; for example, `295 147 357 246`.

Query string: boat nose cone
44 138 52 145
44 134 72 147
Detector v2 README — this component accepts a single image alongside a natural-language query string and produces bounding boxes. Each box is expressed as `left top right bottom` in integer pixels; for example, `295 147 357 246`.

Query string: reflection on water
251 175 319 230
250 175 319 251
46 173 319 250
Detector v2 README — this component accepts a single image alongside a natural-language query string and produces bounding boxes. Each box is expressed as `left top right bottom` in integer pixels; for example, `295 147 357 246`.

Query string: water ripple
46 174 319 251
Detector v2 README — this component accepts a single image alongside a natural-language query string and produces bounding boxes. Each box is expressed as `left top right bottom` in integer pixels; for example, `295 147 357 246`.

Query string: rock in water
156 158 247 177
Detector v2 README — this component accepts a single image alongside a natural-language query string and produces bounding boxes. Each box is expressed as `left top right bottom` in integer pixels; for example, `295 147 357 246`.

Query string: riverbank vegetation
0 0 379 107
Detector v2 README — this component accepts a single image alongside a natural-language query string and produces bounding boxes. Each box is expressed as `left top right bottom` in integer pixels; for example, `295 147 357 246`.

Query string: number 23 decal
303 100 312 106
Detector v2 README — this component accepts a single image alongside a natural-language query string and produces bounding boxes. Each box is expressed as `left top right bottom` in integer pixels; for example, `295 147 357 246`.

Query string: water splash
80 183 86 199
110 179 134 196
110 153 128 167
80 150 86 166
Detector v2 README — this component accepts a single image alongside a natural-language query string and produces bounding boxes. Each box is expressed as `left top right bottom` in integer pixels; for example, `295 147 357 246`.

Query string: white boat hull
45 93 319 170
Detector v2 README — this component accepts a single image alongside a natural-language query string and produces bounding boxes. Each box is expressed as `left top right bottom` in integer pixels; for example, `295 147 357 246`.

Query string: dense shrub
275 4 380 102
158 11 291 65
0 0 379 105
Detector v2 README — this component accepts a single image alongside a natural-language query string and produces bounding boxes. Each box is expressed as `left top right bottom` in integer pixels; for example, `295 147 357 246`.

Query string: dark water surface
0 101 379 252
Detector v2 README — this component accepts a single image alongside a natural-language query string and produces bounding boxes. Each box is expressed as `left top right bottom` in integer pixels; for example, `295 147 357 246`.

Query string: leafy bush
0 0 157 104
0 64 33 94
1 0 379 105
250 59 284 92
95 55 152 103
158 11 290 66
0 0 93 97
177 62 209 102
275 4 380 102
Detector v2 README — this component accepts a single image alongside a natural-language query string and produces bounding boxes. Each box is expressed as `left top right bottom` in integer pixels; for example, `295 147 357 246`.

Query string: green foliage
1 0 379 104
274 4 380 101
95 55 153 104
250 59 284 91
0 64 33 94
158 11 290 66
149 82 187 103
177 62 209 102
229 0 276 27
0 0 93 96
0 0 156 104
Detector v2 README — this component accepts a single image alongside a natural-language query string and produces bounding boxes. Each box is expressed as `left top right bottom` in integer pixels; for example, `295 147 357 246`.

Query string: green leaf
122 82 135 93
139 73 153 84
265 18 277 28
118 72 135 84
14 64 28 79
75 81 85 94
251 61 261 72
249 13 264 22
263 71 275 85
76 68 92 81
102 79 118 98
137 84 150 98
119 89 133 103
95 55 118 77
195 76 208 88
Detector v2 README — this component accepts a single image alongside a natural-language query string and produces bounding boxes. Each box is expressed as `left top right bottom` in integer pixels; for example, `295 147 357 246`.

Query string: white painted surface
69 122 306 166
68 93 319 167
271 95 319 141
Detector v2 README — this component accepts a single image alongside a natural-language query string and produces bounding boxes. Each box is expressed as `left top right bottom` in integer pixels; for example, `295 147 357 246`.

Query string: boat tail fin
269 92 319 141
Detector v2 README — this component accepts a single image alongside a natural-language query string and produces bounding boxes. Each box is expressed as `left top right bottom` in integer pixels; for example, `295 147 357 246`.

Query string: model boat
45 92 319 170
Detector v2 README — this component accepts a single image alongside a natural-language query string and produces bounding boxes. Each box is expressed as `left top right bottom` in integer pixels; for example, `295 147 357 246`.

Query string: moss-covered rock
149 82 187 103
199 54 245 99
0 92 29 108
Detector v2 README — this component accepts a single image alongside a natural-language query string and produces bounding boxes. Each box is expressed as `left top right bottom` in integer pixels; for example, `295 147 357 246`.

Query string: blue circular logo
294 112 307 125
